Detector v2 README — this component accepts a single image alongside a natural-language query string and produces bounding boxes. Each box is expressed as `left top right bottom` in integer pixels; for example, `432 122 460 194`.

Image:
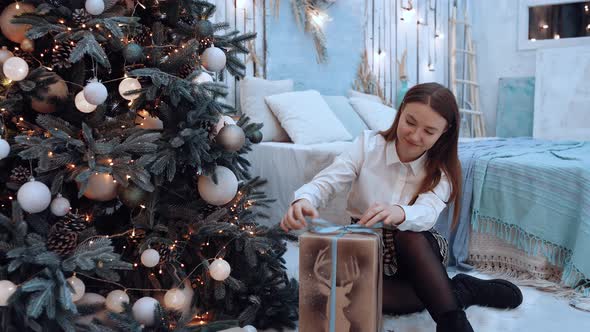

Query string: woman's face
396 102 448 159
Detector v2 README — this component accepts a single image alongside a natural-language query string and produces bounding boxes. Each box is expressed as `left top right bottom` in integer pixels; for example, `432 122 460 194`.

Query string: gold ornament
20 38 34 53
216 124 245 152
0 3 35 43
78 173 118 201
31 72 69 113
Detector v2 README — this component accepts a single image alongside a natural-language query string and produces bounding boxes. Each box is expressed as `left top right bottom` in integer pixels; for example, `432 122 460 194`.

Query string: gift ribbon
308 219 383 332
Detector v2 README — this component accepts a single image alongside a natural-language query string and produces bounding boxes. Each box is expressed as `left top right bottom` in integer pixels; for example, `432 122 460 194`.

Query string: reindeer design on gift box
313 246 360 332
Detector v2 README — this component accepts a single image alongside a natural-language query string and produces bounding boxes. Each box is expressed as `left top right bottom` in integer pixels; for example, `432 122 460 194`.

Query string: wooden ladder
449 3 486 137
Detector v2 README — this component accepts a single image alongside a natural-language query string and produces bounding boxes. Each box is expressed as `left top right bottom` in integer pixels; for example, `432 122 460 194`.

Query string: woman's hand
280 199 319 232
358 203 405 227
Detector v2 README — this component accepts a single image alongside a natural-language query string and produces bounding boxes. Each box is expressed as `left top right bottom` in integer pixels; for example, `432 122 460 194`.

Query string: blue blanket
471 139 590 294
436 139 519 270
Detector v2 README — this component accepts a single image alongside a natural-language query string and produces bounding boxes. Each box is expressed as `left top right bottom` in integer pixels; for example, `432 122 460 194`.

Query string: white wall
471 0 537 136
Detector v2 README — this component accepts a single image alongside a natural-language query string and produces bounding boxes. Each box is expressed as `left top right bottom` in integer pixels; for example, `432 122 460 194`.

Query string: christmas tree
0 1 298 331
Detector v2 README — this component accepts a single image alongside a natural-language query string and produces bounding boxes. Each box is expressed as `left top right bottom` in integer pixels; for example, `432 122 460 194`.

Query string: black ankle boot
436 310 474 332
452 273 523 309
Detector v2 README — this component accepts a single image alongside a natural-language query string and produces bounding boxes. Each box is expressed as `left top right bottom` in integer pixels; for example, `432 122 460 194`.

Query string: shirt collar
386 139 428 175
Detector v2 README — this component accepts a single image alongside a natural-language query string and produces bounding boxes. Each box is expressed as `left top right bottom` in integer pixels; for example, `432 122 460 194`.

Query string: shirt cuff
291 193 318 209
396 204 430 232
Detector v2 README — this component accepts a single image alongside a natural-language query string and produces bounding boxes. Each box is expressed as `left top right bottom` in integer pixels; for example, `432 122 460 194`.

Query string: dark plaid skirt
352 218 449 277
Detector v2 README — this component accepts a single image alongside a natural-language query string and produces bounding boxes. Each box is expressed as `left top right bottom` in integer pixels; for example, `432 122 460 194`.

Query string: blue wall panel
266 0 365 95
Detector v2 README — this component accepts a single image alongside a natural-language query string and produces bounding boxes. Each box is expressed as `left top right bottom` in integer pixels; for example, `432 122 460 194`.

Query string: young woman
280 83 522 331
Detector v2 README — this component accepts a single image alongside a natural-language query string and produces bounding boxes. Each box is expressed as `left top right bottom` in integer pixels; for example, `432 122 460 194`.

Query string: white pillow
347 89 383 104
265 90 353 145
349 97 397 131
323 96 368 139
239 76 292 142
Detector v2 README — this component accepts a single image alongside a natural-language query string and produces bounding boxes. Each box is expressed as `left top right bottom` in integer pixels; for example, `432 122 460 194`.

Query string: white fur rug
265 242 590 332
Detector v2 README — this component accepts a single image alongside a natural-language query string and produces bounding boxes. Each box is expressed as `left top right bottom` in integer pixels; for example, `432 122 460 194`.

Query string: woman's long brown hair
381 83 462 229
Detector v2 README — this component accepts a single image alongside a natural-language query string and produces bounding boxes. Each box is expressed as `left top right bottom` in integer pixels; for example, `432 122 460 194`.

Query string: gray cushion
323 95 369 139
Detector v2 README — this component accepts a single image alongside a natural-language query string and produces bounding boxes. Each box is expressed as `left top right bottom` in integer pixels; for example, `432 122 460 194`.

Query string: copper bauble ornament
0 3 35 43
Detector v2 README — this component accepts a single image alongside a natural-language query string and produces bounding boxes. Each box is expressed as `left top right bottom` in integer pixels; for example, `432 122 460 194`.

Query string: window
518 0 590 50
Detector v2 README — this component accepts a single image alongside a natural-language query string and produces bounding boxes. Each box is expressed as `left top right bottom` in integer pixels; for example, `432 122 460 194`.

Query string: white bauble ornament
105 289 129 313
82 173 118 201
197 166 238 206
83 81 108 105
136 110 164 130
0 280 17 306
140 248 160 268
85 0 105 16
209 258 231 281
3 57 29 81
213 115 236 135
201 46 226 72
67 275 86 302
0 47 14 65
163 288 186 311
118 77 142 101
75 91 97 113
50 194 71 216
17 179 51 213
132 296 159 326
192 71 213 85
0 138 10 159
221 115 236 126
178 280 194 315
243 325 257 332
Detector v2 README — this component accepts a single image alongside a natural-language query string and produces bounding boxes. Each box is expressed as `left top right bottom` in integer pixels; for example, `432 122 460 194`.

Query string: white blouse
293 130 451 232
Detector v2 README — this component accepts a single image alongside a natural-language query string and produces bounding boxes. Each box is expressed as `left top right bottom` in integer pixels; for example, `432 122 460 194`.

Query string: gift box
299 224 383 332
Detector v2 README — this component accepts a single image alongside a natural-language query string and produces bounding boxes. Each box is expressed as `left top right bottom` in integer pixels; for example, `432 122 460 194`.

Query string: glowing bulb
311 12 329 27
541 24 549 29
554 34 560 39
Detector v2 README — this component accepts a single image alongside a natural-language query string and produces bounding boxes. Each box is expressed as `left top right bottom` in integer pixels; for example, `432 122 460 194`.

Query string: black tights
382 230 459 322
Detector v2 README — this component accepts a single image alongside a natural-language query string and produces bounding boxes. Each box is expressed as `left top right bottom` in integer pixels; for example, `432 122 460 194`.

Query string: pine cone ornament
47 228 78 256
61 212 88 232
51 40 73 69
178 62 196 79
155 243 174 263
9 166 31 187
72 9 91 26
12 49 37 68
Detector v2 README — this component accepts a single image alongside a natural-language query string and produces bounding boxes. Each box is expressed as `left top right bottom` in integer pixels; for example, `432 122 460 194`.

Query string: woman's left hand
358 203 406 227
